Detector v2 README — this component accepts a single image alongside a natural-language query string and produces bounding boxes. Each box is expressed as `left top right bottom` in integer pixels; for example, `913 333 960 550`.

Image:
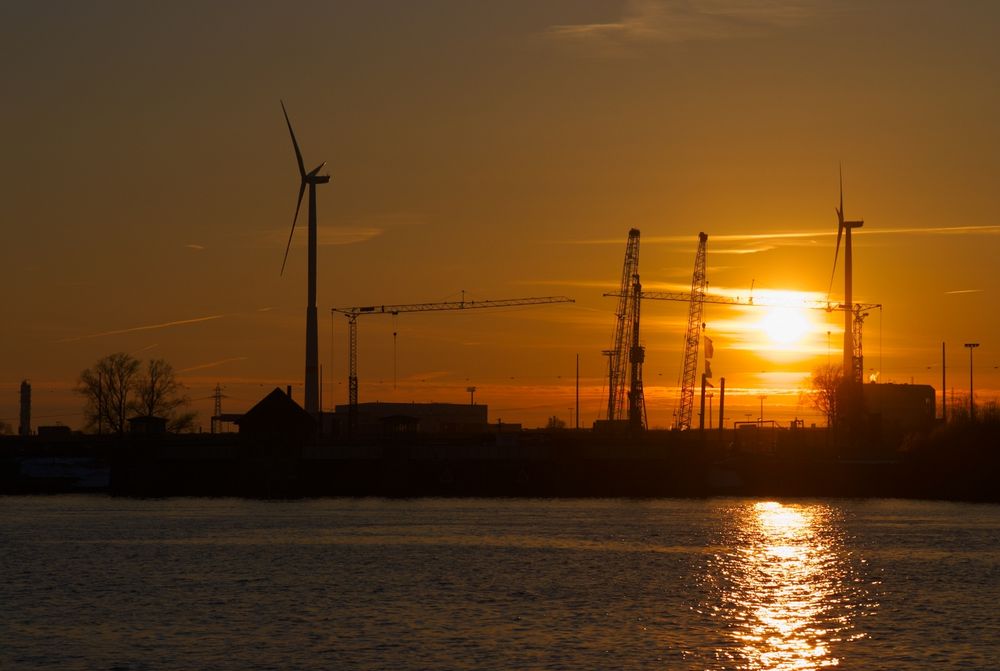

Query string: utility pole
575 353 580 430
212 383 224 434
965 343 979 420
718 377 726 431
97 372 103 435
699 373 707 431
941 342 946 423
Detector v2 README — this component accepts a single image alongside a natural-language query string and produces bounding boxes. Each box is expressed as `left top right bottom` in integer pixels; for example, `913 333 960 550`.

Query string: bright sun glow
759 307 811 346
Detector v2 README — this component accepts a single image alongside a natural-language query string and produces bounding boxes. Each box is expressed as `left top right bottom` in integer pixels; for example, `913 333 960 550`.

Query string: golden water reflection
707 501 875 670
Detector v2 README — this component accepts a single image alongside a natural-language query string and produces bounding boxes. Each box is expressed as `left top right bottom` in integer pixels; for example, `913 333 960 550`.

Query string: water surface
2 497 998 669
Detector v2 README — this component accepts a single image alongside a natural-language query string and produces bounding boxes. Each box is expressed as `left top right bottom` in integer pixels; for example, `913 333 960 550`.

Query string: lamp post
758 394 767 426
964 343 979 421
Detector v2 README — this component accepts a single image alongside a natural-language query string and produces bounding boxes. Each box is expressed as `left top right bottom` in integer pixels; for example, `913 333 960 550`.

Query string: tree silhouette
810 364 842 428
78 352 140 434
134 359 196 433
77 354 195 434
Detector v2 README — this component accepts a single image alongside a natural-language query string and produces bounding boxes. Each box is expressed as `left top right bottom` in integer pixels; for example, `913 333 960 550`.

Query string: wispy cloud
512 278 619 290
59 314 226 343
872 224 1000 236
185 244 205 251
711 246 777 255
568 224 1000 246
262 226 384 249
547 0 824 54
944 289 984 295
264 212 424 250
178 357 248 374
313 227 383 246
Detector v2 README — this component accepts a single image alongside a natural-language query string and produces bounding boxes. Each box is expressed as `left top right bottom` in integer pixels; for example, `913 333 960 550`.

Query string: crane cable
392 313 398 391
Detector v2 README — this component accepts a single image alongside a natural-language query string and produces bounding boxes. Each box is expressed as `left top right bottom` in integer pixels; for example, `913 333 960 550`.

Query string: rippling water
2 497 998 670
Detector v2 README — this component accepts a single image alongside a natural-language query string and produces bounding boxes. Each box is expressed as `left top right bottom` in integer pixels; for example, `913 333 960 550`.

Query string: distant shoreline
3 424 997 503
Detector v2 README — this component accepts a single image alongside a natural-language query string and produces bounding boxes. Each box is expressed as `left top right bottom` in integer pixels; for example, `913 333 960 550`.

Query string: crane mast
603 229 642 426
677 233 709 430
333 295 575 434
618 288 880 421
636 289 879 377
627 272 646 430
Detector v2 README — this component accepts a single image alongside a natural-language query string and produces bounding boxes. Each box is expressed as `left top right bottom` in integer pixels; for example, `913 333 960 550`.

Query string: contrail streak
59 314 226 342
178 357 248 373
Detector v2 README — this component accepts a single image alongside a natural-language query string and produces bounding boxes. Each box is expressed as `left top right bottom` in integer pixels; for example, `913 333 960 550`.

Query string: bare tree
810 364 842 428
134 358 195 432
77 352 141 434
546 415 567 430
77 354 196 434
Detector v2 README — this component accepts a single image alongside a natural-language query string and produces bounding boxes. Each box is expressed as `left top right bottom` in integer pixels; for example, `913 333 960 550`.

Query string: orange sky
2 0 998 430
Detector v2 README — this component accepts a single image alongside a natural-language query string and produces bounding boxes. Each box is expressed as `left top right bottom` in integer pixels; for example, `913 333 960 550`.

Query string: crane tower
677 232 708 430
333 295 574 434
603 229 644 428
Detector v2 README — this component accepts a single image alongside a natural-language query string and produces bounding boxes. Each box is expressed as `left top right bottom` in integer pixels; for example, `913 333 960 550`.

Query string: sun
759 307 811 346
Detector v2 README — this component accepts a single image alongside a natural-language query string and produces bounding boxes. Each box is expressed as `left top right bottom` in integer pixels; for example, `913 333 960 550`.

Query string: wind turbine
280 100 329 416
828 166 864 384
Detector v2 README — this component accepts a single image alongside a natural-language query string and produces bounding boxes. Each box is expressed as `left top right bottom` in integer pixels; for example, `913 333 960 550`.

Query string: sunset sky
2 0 998 430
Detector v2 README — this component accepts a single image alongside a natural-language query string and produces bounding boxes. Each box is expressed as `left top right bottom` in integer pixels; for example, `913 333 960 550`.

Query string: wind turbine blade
828 164 846 298
308 162 327 177
281 100 306 179
828 219 843 299
280 181 306 276
839 163 844 220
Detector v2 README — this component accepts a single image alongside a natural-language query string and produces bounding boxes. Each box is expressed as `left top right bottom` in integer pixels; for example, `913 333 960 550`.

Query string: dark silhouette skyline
1 1 997 430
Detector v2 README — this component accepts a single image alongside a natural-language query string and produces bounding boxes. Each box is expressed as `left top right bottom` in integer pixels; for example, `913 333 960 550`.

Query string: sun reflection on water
703 501 876 670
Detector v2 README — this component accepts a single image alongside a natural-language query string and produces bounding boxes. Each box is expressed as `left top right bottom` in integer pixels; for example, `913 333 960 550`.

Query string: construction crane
602 233 709 430
636 291 882 384
620 288 881 386
332 295 575 433
678 233 709 431
602 229 645 429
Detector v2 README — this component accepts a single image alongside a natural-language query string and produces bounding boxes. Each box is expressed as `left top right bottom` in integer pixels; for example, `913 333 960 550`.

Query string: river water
2 497 998 670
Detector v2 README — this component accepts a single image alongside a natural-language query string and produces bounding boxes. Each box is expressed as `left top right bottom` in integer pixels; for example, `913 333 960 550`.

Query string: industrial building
863 383 936 439
333 402 488 437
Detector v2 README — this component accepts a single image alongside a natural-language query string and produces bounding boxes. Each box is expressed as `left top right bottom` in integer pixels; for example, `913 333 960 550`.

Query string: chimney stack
19 380 31 437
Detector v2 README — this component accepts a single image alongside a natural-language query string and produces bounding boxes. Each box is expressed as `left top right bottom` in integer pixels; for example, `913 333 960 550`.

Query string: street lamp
758 394 767 426
964 343 979 420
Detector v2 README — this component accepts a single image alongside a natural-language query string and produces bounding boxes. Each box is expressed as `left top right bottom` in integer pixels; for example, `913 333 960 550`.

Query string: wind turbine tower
280 101 330 416
830 169 864 384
